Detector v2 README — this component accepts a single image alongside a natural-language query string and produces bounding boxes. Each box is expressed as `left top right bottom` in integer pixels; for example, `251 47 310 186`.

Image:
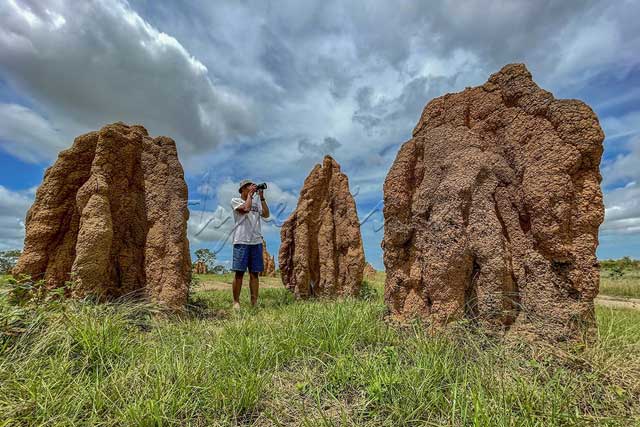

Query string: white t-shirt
231 195 263 245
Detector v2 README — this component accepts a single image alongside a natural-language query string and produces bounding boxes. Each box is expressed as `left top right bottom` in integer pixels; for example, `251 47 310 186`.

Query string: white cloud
600 111 640 141
0 103 65 163
602 182 640 235
596 87 640 111
601 133 640 235
258 182 299 213
602 135 640 188
0 0 256 165
298 137 341 157
188 205 235 247
0 185 33 250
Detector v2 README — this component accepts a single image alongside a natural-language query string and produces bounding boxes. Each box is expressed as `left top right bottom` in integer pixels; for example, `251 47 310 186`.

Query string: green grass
199 269 640 300
600 269 640 299
0 275 639 426
196 272 236 283
194 271 280 285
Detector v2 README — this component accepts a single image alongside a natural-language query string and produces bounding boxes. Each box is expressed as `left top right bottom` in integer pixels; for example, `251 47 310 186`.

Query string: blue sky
1 0 639 270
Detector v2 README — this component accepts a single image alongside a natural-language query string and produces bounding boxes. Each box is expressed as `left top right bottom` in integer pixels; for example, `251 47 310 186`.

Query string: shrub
359 280 379 301
610 265 625 280
0 249 21 274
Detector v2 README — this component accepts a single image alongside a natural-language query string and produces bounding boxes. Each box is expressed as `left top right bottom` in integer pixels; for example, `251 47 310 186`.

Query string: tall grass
1 279 639 425
600 269 640 299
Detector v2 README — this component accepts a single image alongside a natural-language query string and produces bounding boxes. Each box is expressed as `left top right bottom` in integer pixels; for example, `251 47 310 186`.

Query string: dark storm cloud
121 0 638 162
424 2 598 64
298 136 342 157
352 73 460 141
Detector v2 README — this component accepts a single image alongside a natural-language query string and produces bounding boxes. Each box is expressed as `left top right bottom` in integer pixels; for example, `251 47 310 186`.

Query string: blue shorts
232 243 264 273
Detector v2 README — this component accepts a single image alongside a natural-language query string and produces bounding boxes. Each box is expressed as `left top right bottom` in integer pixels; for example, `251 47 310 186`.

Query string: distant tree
0 250 21 274
620 256 634 270
194 248 216 270
600 257 640 272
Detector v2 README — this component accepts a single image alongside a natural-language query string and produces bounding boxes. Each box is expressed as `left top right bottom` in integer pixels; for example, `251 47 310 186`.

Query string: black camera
255 182 267 191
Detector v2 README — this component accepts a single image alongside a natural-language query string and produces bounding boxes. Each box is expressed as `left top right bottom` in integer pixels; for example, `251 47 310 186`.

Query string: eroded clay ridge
14 122 191 309
279 155 365 297
382 63 604 341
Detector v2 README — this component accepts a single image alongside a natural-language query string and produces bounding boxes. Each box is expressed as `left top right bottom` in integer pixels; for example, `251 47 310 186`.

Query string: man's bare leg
233 271 244 309
249 272 259 307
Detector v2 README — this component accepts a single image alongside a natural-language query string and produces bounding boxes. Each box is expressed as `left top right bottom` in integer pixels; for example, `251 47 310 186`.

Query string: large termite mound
261 239 276 277
14 122 191 309
279 156 365 297
383 64 604 341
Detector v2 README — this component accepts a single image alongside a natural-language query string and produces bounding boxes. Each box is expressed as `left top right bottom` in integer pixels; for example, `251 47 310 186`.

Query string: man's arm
235 185 257 214
259 190 270 218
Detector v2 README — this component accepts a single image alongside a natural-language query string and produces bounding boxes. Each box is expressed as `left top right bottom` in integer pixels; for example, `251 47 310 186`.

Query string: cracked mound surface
14 122 191 309
382 64 604 341
279 156 365 297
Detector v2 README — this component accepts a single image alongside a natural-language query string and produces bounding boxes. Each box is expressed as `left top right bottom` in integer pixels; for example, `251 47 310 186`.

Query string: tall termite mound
382 64 604 341
14 122 191 309
279 156 365 297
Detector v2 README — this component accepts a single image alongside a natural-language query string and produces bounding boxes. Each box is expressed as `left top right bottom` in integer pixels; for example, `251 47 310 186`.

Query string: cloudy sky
1 0 639 269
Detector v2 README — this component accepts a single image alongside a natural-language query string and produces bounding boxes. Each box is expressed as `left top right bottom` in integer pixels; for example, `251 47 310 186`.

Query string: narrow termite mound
279 156 365 297
193 260 208 275
261 238 276 277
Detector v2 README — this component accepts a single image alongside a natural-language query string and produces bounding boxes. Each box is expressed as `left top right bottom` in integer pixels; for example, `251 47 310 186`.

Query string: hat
238 179 254 193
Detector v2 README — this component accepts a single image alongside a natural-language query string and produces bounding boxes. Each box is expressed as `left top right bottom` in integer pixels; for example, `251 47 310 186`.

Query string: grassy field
4 268 640 299
1 272 639 426
600 269 640 299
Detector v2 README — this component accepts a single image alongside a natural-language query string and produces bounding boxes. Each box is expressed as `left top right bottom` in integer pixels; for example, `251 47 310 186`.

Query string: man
230 180 270 309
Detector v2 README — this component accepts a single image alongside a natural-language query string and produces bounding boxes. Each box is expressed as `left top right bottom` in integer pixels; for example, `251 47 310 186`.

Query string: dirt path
595 295 640 311
197 277 282 292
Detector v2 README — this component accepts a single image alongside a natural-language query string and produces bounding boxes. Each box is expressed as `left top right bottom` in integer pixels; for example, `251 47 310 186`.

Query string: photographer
230 180 270 309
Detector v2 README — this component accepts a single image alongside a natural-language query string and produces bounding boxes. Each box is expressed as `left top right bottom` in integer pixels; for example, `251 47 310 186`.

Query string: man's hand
248 184 258 197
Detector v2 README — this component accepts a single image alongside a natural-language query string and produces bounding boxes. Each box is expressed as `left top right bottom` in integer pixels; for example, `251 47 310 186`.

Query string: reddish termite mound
14 122 191 309
383 64 604 341
279 156 365 297
193 260 208 275
261 238 276 277
364 263 377 279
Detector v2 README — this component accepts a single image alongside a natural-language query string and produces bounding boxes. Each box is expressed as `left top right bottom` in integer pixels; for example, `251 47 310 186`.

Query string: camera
255 182 267 191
